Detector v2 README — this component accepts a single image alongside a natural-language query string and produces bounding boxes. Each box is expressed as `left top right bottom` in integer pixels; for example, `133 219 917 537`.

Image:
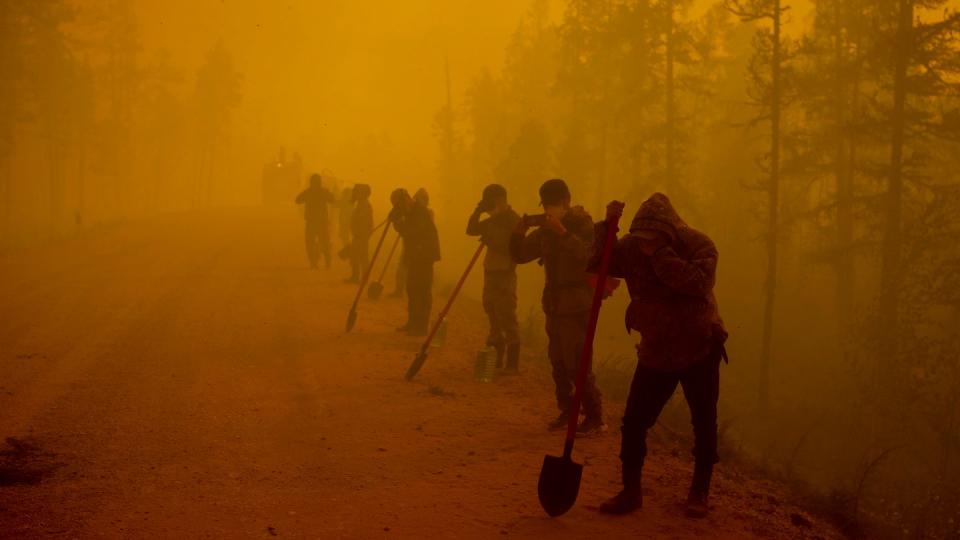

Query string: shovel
537 204 622 517
368 233 401 300
405 242 485 381
346 221 392 333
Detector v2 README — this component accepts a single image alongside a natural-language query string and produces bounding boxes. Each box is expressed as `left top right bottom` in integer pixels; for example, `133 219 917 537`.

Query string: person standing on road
467 184 522 374
295 174 336 270
594 193 727 518
344 184 373 284
510 179 605 434
390 188 441 337
337 186 354 252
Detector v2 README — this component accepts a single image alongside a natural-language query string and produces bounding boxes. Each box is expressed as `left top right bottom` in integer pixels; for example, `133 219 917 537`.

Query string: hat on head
390 188 410 207
539 179 570 206
352 183 371 201
482 183 507 203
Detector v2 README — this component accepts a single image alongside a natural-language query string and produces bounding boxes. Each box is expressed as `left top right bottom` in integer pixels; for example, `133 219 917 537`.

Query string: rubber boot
547 411 570 431
599 465 642 514
685 461 713 518
493 343 505 369
502 344 520 375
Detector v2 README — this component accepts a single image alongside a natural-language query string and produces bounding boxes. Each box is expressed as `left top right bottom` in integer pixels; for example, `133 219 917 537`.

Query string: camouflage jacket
511 206 594 316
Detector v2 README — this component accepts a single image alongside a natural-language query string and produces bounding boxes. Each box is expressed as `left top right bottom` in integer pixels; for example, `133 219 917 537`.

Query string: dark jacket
295 186 336 224
352 199 373 241
394 203 441 265
467 207 520 272
510 206 594 316
593 193 726 372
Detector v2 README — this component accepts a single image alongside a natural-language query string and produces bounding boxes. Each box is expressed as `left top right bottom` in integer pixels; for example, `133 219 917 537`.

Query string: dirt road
0 209 839 539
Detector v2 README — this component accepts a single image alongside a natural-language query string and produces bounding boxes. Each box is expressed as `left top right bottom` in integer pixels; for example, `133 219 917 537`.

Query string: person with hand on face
295 173 337 269
510 179 606 435
390 188 441 337
467 184 522 374
594 193 727 519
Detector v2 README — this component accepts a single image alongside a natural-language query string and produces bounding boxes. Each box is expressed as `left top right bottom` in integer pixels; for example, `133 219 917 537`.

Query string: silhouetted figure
390 188 441 336
594 194 727 518
394 188 433 299
295 173 336 269
467 183 521 373
510 179 605 434
345 184 373 283
337 187 354 250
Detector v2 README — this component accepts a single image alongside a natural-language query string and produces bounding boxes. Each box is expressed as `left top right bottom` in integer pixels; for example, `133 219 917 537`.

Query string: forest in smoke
2 0 960 537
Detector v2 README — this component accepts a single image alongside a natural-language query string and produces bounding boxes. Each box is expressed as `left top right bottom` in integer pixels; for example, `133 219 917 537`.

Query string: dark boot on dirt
501 344 520 375
599 466 642 515
685 462 713 518
576 415 607 436
493 343 505 369
547 411 570 431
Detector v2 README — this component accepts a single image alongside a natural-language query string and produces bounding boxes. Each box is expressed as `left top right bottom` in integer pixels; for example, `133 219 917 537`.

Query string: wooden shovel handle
564 210 622 453
349 222 392 314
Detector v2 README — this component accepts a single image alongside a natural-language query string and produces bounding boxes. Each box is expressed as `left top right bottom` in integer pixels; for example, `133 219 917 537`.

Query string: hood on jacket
629 192 686 243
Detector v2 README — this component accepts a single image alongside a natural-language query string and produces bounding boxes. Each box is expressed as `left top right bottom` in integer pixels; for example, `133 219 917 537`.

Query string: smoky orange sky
127 0 830 188
132 0 560 186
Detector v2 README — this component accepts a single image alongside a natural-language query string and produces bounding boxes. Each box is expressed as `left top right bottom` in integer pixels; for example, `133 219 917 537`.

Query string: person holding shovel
510 179 605 434
467 184 522 374
594 193 727 518
390 188 441 337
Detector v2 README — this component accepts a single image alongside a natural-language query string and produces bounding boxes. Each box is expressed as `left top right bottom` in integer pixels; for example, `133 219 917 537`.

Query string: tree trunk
834 1 855 328
758 0 782 410
878 0 911 389
665 0 676 193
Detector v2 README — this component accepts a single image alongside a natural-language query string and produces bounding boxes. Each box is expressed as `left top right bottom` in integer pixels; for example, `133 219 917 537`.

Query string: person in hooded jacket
390 188 441 336
510 179 605 434
593 193 728 518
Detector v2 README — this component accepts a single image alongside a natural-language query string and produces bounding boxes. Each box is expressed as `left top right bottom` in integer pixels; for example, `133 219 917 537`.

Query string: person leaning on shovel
466 184 522 374
510 179 606 435
593 193 728 518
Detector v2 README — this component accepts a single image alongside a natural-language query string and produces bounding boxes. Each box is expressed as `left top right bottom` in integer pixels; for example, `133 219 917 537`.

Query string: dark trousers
406 259 434 331
305 221 330 268
620 353 721 469
546 312 602 419
350 235 370 280
483 270 519 347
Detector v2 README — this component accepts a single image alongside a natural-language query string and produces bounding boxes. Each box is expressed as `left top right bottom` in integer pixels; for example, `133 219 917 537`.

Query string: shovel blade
405 350 428 381
367 281 384 300
345 309 357 333
538 453 582 517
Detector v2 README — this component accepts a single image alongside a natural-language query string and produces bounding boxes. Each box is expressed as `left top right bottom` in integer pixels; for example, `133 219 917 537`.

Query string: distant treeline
0 1 242 243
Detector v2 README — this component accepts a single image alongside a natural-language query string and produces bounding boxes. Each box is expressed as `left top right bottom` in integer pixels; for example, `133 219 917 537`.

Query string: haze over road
0 209 837 539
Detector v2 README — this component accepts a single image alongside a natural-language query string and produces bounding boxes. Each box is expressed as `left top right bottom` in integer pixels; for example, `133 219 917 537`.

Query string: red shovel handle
419 242 486 355
564 208 622 454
